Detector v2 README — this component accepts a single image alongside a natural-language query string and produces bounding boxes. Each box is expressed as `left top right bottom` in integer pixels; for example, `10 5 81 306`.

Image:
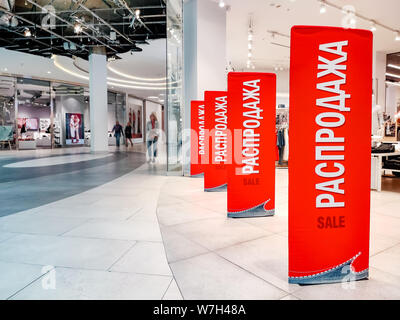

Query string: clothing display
383 158 400 170
277 128 285 165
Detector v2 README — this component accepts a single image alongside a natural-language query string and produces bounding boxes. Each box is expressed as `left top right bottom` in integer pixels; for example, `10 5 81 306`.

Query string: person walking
146 112 159 163
125 121 133 147
112 120 124 148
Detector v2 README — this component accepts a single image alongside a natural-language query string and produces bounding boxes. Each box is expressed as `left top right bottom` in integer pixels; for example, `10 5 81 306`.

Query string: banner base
205 184 227 192
289 253 369 285
228 205 275 218
191 173 204 178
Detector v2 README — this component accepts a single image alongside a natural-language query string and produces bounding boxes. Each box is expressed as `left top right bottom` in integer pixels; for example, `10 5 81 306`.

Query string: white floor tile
0 234 133 270
170 217 271 251
162 279 183 300
160 226 209 263
0 261 44 300
216 234 299 294
169 252 287 300
111 241 172 276
10 267 172 300
0 214 88 236
64 219 162 242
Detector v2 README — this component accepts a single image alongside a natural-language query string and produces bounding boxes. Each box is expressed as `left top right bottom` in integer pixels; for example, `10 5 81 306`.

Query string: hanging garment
283 128 289 161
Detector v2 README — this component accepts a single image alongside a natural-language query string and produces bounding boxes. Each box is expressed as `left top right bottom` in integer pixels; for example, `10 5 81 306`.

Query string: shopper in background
146 112 159 163
112 120 124 148
125 121 133 147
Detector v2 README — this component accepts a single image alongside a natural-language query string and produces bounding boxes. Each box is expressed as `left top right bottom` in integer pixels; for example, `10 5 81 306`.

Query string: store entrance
16 78 52 150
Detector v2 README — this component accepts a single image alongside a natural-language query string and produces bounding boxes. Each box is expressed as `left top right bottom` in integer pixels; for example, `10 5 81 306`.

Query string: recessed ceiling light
319 2 327 14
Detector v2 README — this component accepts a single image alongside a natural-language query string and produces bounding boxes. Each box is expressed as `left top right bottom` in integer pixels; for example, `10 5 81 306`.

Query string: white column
89 51 108 153
183 0 227 175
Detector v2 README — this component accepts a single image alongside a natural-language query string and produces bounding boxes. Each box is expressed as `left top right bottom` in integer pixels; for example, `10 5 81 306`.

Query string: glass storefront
0 76 15 149
166 0 184 173
0 76 130 150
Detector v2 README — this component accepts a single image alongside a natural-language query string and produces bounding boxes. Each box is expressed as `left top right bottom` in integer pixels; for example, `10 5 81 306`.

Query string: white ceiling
0 39 166 102
225 0 400 70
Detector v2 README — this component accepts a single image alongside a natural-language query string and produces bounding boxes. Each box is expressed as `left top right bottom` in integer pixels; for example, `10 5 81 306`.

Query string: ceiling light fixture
370 22 377 32
386 72 400 79
319 1 327 14
74 22 83 34
23 28 31 37
395 31 400 41
218 0 225 8
388 64 400 70
135 9 140 19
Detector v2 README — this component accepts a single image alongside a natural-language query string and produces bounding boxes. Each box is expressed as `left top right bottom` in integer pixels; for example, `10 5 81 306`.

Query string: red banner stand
288 26 372 284
227 72 276 218
190 100 206 177
204 91 229 192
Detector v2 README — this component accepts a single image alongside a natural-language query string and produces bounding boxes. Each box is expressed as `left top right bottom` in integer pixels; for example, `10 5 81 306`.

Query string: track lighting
23 28 31 37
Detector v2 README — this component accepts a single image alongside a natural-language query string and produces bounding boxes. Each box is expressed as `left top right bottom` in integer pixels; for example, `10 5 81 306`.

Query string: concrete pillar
183 0 227 175
89 48 108 153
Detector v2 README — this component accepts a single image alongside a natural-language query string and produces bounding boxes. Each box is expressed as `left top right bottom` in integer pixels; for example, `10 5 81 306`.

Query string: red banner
227 73 276 217
288 26 372 284
190 100 206 177
204 91 229 192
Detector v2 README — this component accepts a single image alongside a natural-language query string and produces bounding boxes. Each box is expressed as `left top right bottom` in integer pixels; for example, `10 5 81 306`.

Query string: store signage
227 73 276 217
190 100 206 176
204 91 229 192
288 26 372 284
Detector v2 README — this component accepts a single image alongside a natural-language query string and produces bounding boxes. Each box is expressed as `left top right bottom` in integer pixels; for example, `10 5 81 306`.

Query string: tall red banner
204 91 229 192
227 73 276 218
289 26 372 284
190 100 206 177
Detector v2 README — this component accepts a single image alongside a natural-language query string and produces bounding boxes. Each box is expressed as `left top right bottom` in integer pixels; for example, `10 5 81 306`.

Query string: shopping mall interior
0 0 399 300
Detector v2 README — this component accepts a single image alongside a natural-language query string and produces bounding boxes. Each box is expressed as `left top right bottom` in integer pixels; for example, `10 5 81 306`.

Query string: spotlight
396 31 400 41
319 2 327 14
248 52 252 57
74 22 82 34
248 33 253 41
218 0 225 8
370 22 377 32
248 43 252 49
135 9 140 19
23 28 31 37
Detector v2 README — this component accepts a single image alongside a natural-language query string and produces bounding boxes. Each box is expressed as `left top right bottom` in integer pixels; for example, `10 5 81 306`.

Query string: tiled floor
158 169 400 300
0 147 181 300
1 147 399 300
